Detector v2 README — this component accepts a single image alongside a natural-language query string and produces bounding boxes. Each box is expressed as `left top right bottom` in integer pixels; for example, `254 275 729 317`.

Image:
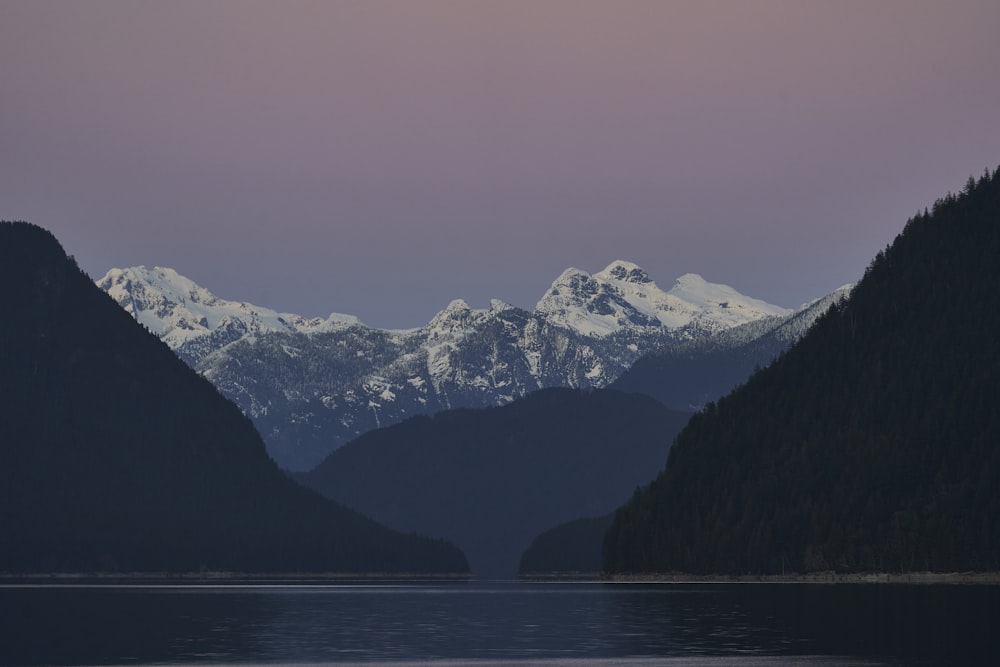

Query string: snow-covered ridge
674 282 855 353
536 260 792 337
98 266 360 348
98 260 818 470
100 261 791 345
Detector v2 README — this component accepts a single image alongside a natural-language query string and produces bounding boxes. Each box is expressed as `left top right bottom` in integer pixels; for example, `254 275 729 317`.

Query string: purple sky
3 1 999 328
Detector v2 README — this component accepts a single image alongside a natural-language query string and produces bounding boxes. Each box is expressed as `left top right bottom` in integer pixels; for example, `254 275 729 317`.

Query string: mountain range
7 168 992 581
99 261 802 470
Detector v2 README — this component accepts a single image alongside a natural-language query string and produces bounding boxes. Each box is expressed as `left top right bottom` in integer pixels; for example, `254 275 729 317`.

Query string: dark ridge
0 221 467 575
299 387 690 577
604 168 1000 575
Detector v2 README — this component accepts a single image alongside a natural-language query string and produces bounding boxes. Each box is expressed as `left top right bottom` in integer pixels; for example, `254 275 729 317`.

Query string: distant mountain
297 388 691 577
604 169 1000 575
98 265 363 351
99 261 792 470
0 222 467 575
611 284 853 411
535 262 791 337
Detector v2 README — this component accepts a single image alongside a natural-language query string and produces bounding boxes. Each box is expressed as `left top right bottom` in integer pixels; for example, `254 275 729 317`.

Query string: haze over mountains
297 387 691 577
100 261 811 470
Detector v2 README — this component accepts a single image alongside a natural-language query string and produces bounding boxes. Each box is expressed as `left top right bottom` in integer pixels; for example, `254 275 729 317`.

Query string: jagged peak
489 299 513 312
550 267 592 284
443 298 471 312
596 260 652 285
427 298 477 329
100 265 213 302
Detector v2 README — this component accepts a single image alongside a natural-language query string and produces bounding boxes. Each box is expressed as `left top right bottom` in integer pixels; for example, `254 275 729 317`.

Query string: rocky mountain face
99 261 795 471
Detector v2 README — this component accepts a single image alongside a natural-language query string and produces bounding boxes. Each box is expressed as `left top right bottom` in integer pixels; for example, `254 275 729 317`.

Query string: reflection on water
0 581 997 666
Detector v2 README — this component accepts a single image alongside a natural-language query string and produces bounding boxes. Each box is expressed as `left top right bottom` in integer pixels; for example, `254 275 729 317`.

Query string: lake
1 580 997 666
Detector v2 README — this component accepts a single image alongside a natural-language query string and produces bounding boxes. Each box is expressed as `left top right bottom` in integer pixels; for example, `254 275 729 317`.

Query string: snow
426 298 480 335
426 342 454 379
535 260 791 338
104 260 793 352
97 266 360 349
490 299 512 312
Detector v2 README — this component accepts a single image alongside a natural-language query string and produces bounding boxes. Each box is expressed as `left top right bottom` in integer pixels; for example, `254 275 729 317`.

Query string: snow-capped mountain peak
535 262 791 338
489 299 513 313
595 260 654 285
441 298 472 313
534 265 660 337
427 299 475 329
98 266 359 348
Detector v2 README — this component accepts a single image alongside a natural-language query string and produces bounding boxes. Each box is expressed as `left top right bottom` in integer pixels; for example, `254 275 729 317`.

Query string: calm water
1 580 997 666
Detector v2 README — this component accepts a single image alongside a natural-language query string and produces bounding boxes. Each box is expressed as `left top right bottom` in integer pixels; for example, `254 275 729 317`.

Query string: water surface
1 580 996 666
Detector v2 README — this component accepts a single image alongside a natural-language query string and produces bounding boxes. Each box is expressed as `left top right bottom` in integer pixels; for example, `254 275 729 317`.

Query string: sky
3 1 999 329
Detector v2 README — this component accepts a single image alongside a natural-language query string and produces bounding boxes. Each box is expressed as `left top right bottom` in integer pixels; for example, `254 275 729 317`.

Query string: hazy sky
3 1 999 328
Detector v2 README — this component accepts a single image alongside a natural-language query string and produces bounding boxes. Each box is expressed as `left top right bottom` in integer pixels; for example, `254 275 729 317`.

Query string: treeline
0 222 467 574
604 168 1000 574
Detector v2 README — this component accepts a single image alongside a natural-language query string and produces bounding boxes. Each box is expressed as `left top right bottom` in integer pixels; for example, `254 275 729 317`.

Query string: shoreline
521 570 1000 584
0 571 472 586
5 570 1000 586
604 570 1000 584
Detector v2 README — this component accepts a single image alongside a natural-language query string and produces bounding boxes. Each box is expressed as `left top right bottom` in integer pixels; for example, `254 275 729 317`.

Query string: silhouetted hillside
0 222 467 575
519 513 613 576
298 388 690 577
604 169 1000 575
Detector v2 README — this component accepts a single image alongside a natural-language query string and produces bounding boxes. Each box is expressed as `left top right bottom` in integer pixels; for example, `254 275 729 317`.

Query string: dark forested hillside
604 169 1000 575
0 222 467 574
519 513 614 576
298 388 691 577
